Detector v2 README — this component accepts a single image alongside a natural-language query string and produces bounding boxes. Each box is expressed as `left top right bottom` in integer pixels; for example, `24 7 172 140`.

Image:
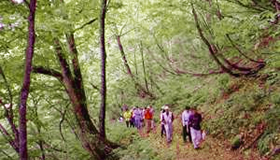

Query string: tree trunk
117 36 133 76
140 42 149 92
191 4 240 77
117 36 155 99
54 39 117 159
19 0 37 159
192 2 265 77
99 0 107 139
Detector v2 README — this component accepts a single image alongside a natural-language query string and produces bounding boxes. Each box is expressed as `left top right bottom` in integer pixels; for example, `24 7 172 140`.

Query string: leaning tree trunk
54 38 117 159
19 0 37 159
117 36 155 99
191 3 265 77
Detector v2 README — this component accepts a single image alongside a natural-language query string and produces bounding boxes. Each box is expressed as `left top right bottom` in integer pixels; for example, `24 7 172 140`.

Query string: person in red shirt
144 106 153 134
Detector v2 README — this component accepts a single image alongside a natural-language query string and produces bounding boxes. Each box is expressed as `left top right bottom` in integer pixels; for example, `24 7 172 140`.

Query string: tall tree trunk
117 36 133 76
133 50 138 76
31 1 119 157
33 64 119 159
53 39 116 160
117 36 155 99
139 42 149 92
19 0 37 159
99 0 107 139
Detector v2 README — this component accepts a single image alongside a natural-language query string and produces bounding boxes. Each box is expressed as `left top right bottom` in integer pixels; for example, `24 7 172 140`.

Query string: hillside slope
110 72 280 160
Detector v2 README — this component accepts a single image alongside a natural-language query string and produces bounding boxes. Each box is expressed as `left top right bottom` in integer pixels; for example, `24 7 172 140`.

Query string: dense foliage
0 0 280 159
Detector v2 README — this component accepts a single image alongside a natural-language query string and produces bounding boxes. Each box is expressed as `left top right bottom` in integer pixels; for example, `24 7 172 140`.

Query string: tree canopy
1 0 280 159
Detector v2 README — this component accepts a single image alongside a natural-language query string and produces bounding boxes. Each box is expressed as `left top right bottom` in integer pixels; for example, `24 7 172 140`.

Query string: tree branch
0 123 19 152
73 18 97 32
0 66 18 146
226 34 264 63
146 48 177 75
175 68 224 77
0 66 13 106
227 0 264 12
32 66 63 80
0 150 14 160
45 99 79 140
117 36 155 99
89 82 100 93
220 55 253 71
192 4 240 77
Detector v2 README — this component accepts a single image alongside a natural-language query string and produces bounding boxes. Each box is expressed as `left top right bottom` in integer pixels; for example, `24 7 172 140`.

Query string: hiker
162 105 174 143
123 108 132 128
141 107 145 128
160 106 166 137
144 106 153 134
149 105 155 130
181 106 193 143
133 106 143 129
189 108 202 149
130 108 135 127
122 104 128 112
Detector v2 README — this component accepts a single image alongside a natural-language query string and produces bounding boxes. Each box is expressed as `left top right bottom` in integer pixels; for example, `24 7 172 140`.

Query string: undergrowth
107 122 161 160
202 73 280 157
107 72 280 159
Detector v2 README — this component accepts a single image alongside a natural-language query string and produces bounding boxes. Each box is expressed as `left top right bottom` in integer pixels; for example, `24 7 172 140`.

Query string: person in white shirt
162 105 174 143
181 106 193 143
160 106 166 137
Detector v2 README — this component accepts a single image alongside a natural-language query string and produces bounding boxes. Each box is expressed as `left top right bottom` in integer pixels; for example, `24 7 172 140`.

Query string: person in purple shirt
189 108 202 149
133 106 143 129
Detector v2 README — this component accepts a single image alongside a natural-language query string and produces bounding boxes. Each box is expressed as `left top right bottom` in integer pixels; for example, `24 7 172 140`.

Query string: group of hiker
122 105 155 133
121 104 204 149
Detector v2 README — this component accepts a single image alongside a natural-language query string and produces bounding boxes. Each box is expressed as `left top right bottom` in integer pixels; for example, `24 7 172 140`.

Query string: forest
0 0 280 159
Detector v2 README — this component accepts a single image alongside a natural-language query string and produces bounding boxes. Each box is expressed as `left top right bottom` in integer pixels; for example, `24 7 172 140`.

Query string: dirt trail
143 114 263 160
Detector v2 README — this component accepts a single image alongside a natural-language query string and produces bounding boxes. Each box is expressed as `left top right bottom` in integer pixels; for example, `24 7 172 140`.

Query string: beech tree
19 0 37 159
1 0 280 159
99 0 107 139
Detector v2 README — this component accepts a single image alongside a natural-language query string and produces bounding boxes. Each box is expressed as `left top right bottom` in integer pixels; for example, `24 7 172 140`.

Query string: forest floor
134 115 265 160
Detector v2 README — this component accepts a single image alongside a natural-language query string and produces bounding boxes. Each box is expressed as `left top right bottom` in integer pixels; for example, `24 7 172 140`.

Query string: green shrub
258 132 272 155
